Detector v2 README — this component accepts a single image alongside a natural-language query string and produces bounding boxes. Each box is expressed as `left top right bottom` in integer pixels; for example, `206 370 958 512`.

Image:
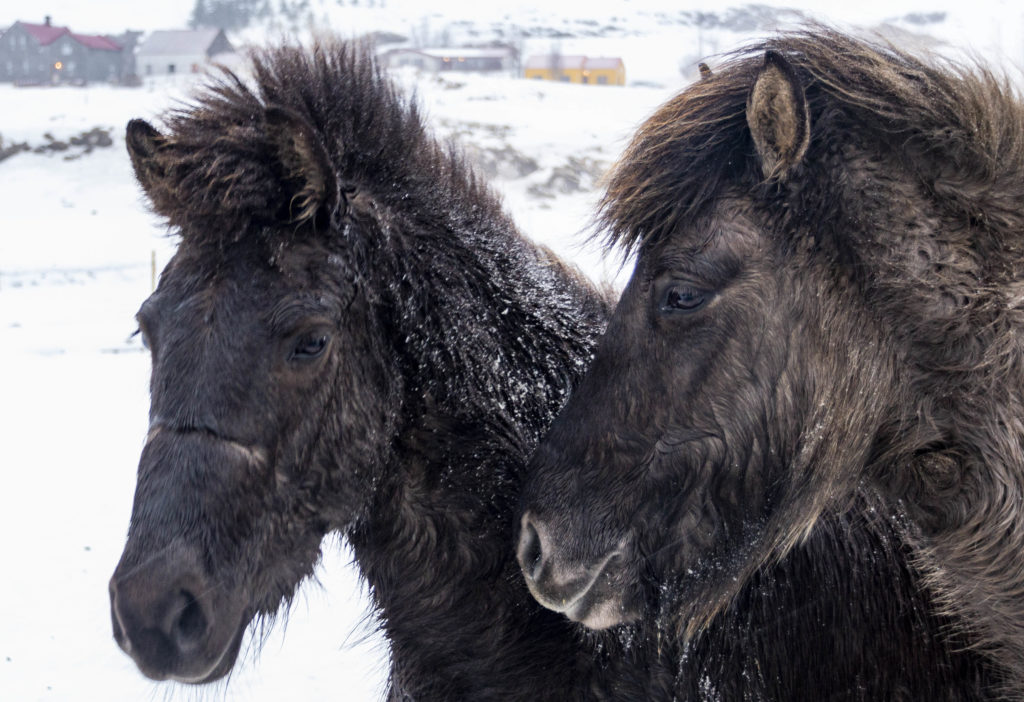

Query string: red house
0 16 136 85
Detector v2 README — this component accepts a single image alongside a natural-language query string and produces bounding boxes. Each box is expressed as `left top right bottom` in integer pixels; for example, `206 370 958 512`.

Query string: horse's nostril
171 589 209 651
518 515 545 582
109 581 131 653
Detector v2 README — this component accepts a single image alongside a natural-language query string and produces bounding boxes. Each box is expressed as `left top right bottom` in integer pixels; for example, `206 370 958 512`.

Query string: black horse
519 29 1015 699
106 41 673 700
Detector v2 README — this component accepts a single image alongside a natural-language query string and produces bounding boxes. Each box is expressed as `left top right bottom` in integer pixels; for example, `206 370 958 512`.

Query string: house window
62 43 73 56
597 75 608 85
167 64 176 74
145 63 152 75
559 75 570 82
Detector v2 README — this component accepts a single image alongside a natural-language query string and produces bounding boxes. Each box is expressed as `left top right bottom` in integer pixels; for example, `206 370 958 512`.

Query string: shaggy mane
142 41 486 246
591 26 1024 697
599 27 1024 256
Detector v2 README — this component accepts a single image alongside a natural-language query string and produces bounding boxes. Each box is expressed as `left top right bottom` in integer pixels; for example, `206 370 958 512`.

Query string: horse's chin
558 566 644 631
171 617 249 684
566 595 641 630
125 609 250 685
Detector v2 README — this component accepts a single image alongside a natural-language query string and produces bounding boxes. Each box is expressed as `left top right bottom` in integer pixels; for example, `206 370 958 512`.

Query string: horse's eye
660 285 708 313
132 326 155 352
131 328 149 350
290 334 329 361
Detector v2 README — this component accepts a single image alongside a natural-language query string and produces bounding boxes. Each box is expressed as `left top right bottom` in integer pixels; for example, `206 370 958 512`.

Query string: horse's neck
390 211 607 441
871 361 1024 692
902 443 1024 696
344 226 607 697
670 502 991 700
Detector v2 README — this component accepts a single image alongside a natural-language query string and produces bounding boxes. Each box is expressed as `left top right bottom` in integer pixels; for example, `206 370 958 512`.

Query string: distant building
523 55 625 86
136 29 235 77
383 47 516 73
0 17 132 84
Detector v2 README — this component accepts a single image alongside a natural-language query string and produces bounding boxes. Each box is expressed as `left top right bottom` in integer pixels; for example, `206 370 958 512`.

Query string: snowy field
3 2 1024 700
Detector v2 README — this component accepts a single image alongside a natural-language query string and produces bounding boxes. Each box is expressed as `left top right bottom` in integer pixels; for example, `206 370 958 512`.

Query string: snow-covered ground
2 2 1023 700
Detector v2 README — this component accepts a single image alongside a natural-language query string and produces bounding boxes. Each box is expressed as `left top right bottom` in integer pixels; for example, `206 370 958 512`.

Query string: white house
136 28 234 77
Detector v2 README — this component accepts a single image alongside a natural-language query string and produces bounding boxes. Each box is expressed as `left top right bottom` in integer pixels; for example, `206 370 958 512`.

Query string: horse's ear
746 50 810 182
264 105 338 225
125 119 168 197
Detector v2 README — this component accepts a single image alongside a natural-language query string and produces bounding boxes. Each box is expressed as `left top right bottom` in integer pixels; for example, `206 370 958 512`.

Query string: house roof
137 29 226 57
18 20 71 46
71 33 121 51
7 21 124 51
524 55 624 72
583 57 624 70
524 54 586 70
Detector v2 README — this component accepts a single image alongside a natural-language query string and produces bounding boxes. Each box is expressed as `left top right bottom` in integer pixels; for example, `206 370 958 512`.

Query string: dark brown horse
106 41 674 700
518 29 1022 699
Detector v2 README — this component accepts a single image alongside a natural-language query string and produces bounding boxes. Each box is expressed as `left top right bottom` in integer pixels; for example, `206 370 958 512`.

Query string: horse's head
109 49 407 683
517 44 917 632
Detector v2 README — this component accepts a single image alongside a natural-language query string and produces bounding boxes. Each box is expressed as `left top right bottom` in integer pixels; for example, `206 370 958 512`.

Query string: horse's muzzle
109 539 248 683
517 512 639 629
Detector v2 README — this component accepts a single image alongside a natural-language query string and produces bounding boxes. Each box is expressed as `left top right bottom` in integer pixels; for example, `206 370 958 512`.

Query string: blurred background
1 1 1022 699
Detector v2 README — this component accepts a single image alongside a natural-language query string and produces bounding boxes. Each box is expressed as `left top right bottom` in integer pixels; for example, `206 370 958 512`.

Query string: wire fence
0 251 159 292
